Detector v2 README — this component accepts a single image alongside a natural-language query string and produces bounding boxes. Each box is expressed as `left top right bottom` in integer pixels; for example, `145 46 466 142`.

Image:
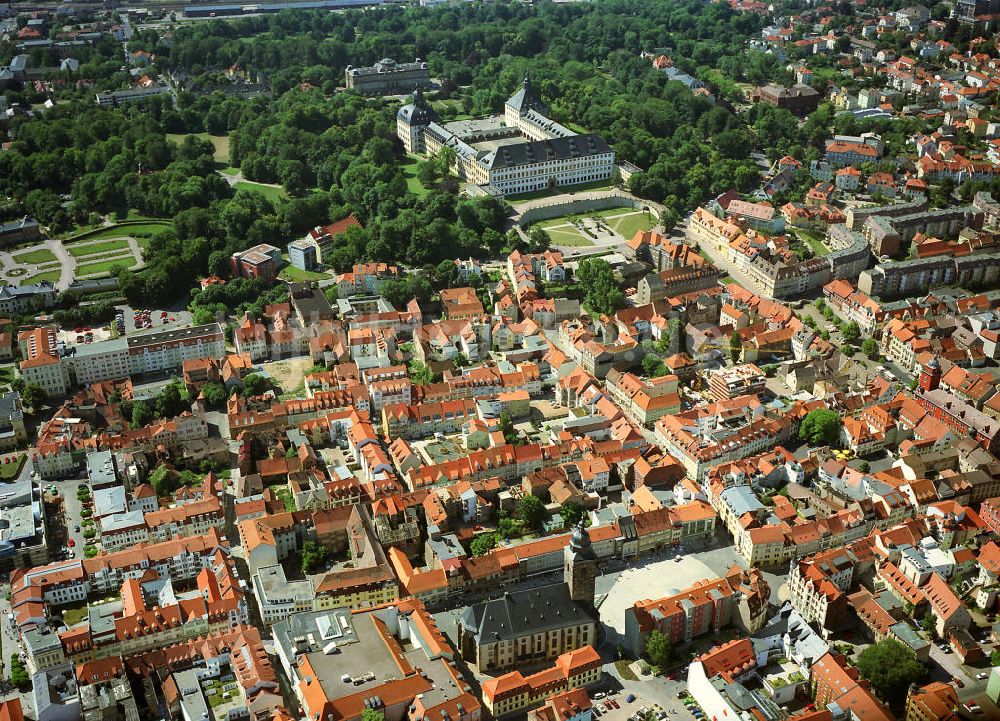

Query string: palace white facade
398 76 615 197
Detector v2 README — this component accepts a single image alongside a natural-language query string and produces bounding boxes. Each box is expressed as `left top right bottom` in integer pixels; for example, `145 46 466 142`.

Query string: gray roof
506 75 549 116
347 57 427 77
0 281 54 299
100 509 144 532
0 391 23 424
720 486 765 517
32 664 79 718
460 583 593 642
0 217 38 235
397 87 437 126
126 322 223 349
480 134 612 171
93 485 127 517
86 449 118 487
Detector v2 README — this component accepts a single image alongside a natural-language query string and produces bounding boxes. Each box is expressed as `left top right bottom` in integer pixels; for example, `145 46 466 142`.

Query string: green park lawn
69 239 130 258
234 180 288 203
166 132 230 164
401 156 431 197
538 220 595 247
11 248 57 265
607 210 656 239
279 265 332 282
0 454 24 481
60 604 89 626
75 256 137 277
795 230 830 257
507 187 557 202
24 270 62 284
68 222 170 243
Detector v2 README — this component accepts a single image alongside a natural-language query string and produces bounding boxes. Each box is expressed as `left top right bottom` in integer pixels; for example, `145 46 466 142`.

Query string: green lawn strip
0 366 16 387
60 603 89 626
125 211 165 221
797 231 830 257
401 157 430 198
234 181 288 203
68 239 130 258
11 248 58 264
546 229 594 247
66 222 170 244
581 207 634 220
25 270 62 284
611 212 656 239
220 166 241 176
75 257 137 277
0 454 24 481
279 265 332 282
507 188 556 202
166 132 230 164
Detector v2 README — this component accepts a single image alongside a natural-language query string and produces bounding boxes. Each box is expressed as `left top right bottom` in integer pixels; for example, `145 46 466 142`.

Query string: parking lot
593 665 699 721
53 304 193 347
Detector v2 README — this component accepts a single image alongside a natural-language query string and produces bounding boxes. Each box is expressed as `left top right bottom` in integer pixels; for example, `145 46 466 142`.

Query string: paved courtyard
597 545 748 648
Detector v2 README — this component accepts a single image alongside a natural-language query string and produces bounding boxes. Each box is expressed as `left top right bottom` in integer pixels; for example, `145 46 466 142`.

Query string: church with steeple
396 75 616 197
455 521 600 673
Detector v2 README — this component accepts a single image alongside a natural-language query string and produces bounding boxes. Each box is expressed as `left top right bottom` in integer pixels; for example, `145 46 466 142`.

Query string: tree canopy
517 494 547 530
855 639 926 702
799 409 843 447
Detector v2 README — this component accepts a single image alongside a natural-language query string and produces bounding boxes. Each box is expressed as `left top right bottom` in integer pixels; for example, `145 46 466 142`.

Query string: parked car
964 703 982 715
952 677 963 688
976 672 989 680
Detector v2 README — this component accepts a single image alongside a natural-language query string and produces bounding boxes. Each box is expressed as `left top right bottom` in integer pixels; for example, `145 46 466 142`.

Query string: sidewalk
0 582 34 717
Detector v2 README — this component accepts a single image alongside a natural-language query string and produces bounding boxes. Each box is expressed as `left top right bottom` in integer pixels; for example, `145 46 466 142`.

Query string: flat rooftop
126 323 223 348
472 135 533 153
443 116 509 140
279 607 464 710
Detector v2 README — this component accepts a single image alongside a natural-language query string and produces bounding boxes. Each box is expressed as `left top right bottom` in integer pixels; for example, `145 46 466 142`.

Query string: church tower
564 521 596 607
919 356 942 392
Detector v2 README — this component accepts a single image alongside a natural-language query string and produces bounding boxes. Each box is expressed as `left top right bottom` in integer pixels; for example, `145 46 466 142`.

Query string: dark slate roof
397 88 438 126
506 75 549 116
460 583 592 642
481 134 612 170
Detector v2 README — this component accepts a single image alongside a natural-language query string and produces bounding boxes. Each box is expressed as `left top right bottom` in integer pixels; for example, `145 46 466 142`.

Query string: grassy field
794 229 830 257
279 265 332 282
24 270 62 284
507 187 557 202
430 99 472 120
0 366 16 387
0 454 24 481
60 604 89 626
534 208 651 246
75 257 137 277
11 248 57 265
508 179 620 202
607 210 655 239
220 166 241 176
401 156 431 197
68 222 170 243
69 239 130 258
538 220 595 247
166 132 230 165
234 180 288 203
